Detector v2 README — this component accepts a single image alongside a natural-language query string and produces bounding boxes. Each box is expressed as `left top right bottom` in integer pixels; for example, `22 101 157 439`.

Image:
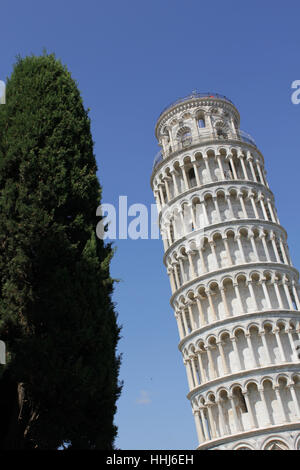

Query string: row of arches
153 148 267 210
183 319 300 389
231 437 296 450
192 373 300 445
160 186 279 249
166 226 290 292
173 270 300 334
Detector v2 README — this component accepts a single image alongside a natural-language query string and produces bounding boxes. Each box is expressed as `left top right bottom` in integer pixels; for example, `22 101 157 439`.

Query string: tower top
155 91 240 140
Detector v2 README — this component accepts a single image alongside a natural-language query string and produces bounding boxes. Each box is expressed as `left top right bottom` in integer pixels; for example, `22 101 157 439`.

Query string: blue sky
1 0 300 450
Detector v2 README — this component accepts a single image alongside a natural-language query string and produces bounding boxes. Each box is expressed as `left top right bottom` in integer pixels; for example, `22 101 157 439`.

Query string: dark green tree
0 54 122 449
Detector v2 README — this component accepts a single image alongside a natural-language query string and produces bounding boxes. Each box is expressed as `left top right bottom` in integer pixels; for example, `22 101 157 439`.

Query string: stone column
189 203 197 229
249 233 259 261
199 407 210 441
175 312 185 340
273 327 286 362
259 330 272 364
190 355 199 387
280 237 290 265
172 263 180 288
256 160 265 185
158 184 165 206
288 384 300 418
243 391 256 429
163 177 171 202
193 410 205 444
274 279 284 309
247 155 258 182
206 403 217 439
261 279 272 309
292 281 300 310
201 200 210 226
217 340 229 374
187 250 196 279
206 289 218 321
184 359 194 390
258 386 272 425
171 170 179 197
198 246 208 273
178 256 186 284
216 154 225 180
213 196 222 222
267 198 277 223
228 155 238 179
192 161 201 187
196 296 206 326
249 192 260 218
259 195 269 221
260 231 272 262
235 234 246 263
229 394 241 433
285 243 293 266
167 267 176 294
238 192 248 218
283 278 294 310
245 332 258 367
181 307 189 336
161 229 169 251
179 209 187 236
203 155 213 182
247 280 258 311
222 236 233 266
171 216 178 241
287 327 297 354
209 241 220 269
205 346 217 379
270 231 281 263
234 282 244 313
274 386 288 423
187 302 197 331
166 223 173 246
196 350 206 383
216 399 227 436
226 194 235 219
220 286 231 317
154 190 161 212
180 165 189 191
239 154 249 180
186 305 195 333
230 336 242 371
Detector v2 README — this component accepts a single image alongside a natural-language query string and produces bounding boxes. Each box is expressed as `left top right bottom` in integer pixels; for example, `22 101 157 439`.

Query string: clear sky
1 0 300 450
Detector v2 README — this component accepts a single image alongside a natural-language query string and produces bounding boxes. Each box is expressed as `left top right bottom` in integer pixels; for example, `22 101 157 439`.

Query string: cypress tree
0 54 122 449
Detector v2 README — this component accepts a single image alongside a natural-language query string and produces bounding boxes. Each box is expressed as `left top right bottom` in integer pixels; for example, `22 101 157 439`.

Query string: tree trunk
0 376 35 449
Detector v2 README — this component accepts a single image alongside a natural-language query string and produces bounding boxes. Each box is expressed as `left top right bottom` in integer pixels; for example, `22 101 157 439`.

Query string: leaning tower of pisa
151 92 300 450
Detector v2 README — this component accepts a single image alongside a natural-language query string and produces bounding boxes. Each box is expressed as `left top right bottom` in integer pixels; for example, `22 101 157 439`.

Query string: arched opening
177 126 192 148
264 440 289 450
198 118 205 128
188 167 196 188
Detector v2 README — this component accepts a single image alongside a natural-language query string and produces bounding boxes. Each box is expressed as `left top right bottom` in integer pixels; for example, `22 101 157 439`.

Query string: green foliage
0 54 122 449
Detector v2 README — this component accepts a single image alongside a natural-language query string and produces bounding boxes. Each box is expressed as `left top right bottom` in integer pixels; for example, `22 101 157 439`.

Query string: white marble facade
151 92 300 450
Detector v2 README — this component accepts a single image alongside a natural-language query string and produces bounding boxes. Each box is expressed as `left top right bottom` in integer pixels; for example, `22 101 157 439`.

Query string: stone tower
151 92 300 450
